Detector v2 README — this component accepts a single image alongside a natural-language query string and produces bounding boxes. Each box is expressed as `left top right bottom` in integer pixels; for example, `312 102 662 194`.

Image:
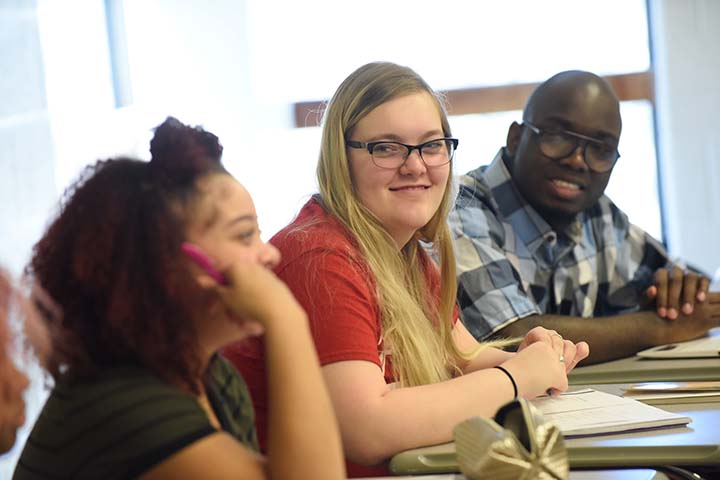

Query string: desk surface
359 469 669 480
568 355 720 385
565 402 720 468
389 393 720 475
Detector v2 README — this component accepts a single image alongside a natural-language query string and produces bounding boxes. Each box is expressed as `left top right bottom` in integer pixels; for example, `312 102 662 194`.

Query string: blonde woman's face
347 92 450 248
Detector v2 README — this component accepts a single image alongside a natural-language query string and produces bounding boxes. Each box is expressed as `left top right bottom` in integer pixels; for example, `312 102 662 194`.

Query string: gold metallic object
454 398 568 479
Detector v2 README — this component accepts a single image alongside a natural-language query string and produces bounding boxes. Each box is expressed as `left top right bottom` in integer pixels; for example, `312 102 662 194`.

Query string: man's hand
646 266 710 319
657 291 720 344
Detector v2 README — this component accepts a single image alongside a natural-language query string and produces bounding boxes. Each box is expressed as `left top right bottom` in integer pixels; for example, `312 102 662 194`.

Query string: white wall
650 0 720 274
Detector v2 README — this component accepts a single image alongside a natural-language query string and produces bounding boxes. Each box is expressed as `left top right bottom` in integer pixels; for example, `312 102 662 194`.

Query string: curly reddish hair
28 117 226 393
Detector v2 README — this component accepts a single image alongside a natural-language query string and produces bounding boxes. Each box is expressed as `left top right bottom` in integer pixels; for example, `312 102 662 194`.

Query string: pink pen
181 242 229 285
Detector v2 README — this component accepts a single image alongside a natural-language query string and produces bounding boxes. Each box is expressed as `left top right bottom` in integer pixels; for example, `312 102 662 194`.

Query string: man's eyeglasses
346 137 459 169
523 122 620 173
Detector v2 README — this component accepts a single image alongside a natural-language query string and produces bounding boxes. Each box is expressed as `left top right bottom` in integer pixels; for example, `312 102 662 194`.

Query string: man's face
506 82 621 228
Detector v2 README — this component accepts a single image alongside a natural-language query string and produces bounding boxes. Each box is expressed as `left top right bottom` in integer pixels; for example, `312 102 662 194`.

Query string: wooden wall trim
293 70 653 128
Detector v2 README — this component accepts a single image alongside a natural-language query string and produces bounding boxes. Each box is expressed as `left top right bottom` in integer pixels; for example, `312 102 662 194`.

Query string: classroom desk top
388 387 720 475
359 469 670 480
568 355 720 385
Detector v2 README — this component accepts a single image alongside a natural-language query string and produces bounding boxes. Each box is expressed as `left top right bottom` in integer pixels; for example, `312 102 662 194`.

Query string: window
74 0 659 240
276 0 659 237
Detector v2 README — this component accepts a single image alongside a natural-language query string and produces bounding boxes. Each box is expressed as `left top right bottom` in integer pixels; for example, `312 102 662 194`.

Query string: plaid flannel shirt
449 149 672 340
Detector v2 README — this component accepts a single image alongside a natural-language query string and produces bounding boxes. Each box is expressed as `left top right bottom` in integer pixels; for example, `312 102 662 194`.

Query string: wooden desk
389 397 720 475
568 356 720 385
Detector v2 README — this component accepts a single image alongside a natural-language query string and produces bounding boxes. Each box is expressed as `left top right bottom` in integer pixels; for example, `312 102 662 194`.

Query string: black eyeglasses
346 137 458 169
523 122 620 173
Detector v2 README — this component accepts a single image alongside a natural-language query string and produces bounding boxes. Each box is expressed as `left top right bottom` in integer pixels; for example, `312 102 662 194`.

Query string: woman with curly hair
13 117 344 480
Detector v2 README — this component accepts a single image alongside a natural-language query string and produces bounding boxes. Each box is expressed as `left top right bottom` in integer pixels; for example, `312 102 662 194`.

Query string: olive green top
13 356 257 479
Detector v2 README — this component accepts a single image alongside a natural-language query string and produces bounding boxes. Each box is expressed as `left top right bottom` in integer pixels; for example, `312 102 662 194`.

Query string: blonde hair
316 62 475 387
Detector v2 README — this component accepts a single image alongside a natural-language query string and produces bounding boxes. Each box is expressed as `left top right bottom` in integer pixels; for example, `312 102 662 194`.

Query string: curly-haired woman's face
190 174 279 270
186 174 280 335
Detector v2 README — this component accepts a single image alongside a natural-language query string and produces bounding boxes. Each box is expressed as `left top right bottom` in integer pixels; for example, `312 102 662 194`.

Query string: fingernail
658 307 667 317
682 303 693 315
698 291 707 301
668 308 678 319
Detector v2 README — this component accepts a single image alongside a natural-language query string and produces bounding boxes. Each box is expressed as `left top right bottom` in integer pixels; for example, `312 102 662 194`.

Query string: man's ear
506 121 523 158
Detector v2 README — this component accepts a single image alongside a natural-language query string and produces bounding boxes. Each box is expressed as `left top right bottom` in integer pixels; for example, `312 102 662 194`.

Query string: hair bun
148 116 224 187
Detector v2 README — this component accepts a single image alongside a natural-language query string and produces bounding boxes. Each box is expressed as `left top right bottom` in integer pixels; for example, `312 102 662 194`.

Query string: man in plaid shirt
450 70 720 363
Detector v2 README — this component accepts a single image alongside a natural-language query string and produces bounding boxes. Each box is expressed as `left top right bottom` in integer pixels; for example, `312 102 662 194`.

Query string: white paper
636 327 720 358
531 388 692 437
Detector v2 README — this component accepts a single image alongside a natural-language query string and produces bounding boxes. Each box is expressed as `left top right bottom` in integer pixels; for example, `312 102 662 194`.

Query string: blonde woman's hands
517 326 590 373
498 341 568 399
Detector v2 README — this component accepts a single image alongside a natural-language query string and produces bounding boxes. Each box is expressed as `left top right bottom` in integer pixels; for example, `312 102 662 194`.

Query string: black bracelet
494 365 518 399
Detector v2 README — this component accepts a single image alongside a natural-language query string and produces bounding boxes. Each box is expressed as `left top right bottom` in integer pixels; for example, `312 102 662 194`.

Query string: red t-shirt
223 197 453 478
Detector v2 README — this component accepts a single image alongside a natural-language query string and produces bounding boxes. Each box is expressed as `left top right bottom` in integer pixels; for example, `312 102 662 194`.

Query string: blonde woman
224 62 590 477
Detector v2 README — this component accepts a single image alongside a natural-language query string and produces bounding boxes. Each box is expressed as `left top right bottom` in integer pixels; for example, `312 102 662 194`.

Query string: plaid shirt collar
468 148 587 254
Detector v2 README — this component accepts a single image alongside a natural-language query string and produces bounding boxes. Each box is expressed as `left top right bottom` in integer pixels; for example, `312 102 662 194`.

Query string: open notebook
388 389 694 475
636 327 720 359
532 388 691 437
